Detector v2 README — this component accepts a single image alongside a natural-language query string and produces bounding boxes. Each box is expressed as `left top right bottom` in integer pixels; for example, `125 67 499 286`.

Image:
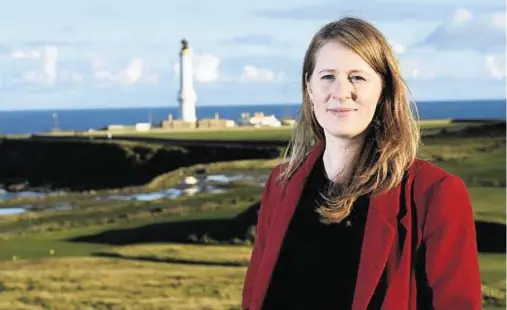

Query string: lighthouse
177 39 197 122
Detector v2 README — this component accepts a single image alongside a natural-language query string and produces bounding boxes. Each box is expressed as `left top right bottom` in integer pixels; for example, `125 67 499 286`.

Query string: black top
262 157 386 310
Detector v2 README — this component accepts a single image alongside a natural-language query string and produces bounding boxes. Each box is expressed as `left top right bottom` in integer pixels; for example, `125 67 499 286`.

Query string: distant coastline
0 98 505 112
0 99 505 135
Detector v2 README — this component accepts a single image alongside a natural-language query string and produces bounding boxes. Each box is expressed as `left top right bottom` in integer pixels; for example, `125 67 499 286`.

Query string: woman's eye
350 75 365 82
321 75 334 80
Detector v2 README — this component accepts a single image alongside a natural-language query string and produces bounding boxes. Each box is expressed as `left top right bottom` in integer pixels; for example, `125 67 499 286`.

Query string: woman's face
307 41 383 141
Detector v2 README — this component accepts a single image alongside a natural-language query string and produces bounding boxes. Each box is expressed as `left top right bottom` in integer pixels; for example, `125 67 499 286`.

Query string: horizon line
0 98 505 112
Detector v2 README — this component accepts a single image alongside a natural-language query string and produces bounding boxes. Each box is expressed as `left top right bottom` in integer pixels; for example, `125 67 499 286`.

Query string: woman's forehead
313 42 377 75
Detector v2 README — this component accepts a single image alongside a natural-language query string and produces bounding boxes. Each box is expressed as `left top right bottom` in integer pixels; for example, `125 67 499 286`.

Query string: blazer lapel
252 140 325 308
251 139 402 310
352 185 401 310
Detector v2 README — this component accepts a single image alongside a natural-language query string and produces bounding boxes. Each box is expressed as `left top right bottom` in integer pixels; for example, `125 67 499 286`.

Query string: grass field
38 119 483 141
0 246 503 310
0 122 504 309
0 247 248 310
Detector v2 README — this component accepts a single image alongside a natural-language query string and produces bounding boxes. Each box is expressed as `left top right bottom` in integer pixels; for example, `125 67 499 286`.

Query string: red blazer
242 140 482 310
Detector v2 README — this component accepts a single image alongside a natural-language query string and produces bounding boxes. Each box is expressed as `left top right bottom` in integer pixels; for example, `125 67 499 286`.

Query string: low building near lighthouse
238 112 282 127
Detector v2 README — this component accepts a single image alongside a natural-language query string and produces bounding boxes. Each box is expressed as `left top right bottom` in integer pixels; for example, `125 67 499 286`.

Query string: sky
0 0 505 110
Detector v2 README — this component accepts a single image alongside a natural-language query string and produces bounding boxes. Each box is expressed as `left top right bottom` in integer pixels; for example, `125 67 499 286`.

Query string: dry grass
98 243 252 266
0 249 248 309
0 244 503 309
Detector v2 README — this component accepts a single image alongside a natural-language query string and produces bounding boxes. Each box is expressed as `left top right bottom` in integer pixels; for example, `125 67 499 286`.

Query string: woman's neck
322 133 364 183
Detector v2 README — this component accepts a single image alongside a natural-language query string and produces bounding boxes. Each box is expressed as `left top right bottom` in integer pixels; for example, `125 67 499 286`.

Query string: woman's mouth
327 108 358 117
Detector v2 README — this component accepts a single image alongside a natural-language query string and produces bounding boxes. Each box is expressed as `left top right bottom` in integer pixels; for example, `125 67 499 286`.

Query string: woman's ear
305 72 314 103
307 87 314 104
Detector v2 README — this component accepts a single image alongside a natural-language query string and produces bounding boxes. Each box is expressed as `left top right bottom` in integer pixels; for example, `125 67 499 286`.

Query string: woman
241 17 482 310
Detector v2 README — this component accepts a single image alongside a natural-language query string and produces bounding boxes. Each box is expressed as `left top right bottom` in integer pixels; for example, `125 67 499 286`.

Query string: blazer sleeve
241 166 277 309
420 174 482 309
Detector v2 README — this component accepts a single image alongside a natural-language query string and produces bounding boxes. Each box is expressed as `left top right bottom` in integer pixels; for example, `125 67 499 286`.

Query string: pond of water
0 172 268 216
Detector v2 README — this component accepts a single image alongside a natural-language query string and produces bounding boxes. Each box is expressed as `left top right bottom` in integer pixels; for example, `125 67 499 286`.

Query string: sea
0 99 505 135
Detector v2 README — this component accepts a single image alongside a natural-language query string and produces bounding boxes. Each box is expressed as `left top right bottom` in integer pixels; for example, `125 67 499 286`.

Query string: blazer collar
293 139 400 218
287 139 403 310
252 139 404 310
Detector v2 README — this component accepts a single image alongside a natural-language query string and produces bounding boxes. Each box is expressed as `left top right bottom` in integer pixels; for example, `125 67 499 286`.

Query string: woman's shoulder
411 158 455 181
410 158 466 190
409 159 477 253
409 158 471 216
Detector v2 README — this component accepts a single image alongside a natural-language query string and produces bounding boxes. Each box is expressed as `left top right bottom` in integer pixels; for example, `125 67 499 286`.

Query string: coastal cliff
0 138 280 191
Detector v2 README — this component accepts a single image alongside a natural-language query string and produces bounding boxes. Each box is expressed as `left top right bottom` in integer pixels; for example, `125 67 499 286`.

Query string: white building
238 112 282 127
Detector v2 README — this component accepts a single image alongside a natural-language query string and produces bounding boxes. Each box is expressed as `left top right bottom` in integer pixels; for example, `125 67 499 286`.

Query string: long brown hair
278 16 421 224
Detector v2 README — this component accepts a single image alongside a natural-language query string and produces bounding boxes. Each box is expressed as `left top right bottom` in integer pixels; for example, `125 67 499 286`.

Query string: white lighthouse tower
177 39 197 123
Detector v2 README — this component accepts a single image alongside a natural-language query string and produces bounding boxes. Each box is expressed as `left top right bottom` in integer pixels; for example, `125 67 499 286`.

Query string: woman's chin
323 127 367 141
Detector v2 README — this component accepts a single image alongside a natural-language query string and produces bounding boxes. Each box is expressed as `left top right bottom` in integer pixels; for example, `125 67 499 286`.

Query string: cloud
399 49 505 81
253 2 504 22
44 46 58 83
399 57 440 80
173 52 221 83
89 53 108 71
21 69 83 86
11 50 42 59
23 40 90 48
223 34 275 46
407 78 506 101
410 68 421 79
485 54 505 79
391 42 406 54
22 71 45 84
17 52 158 88
120 58 143 83
491 10 506 27
59 70 85 83
12 47 160 90
0 43 10 54
52 26 77 36
452 7 473 23
193 54 221 82
240 65 286 82
94 57 158 85
19 46 59 84
415 9 505 52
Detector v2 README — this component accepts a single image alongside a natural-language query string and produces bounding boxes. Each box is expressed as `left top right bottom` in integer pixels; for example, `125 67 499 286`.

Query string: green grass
468 187 506 224
420 136 505 186
480 254 506 289
0 244 503 309
37 119 481 141
0 205 249 261
0 185 261 241
0 123 504 309
132 126 294 140
480 253 506 310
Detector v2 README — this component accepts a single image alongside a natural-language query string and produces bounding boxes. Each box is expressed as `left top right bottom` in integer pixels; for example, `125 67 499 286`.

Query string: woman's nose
329 79 353 101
